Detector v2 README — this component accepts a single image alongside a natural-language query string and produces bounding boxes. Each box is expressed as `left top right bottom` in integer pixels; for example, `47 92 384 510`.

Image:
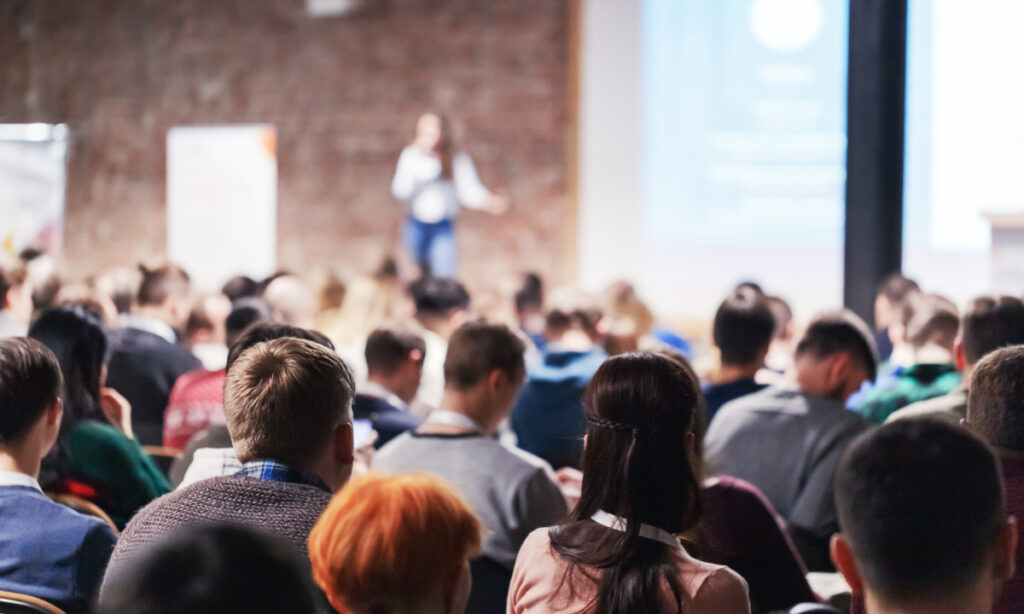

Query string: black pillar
844 0 908 328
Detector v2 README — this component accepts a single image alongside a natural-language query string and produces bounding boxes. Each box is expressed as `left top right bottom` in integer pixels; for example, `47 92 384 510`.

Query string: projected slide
643 0 847 246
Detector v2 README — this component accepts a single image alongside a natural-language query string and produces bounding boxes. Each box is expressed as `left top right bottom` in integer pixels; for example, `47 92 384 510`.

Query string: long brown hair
435 114 455 180
548 352 704 614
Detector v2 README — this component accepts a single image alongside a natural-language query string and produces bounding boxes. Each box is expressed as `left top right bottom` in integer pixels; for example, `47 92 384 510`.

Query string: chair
142 445 183 479
46 493 119 536
0 590 65 614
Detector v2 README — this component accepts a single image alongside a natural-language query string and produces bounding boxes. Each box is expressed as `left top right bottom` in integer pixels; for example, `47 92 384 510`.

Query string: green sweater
65 421 171 528
856 363 962 425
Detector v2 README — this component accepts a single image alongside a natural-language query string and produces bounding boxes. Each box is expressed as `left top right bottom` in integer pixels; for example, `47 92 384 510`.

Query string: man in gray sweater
101 337 356 592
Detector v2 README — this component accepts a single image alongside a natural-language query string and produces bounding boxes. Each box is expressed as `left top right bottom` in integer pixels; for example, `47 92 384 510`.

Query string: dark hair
226 322 334 373
961 296 1024 364
365 327 426 377
0 338 62 446
549 353 703 614
967 345 1024 451
224 298 273 349
764 295 793 340
434 113 455 180
795 310 878 383
137 263 190 307
835 419 1004 604
0 262 27 303
904 294 959 350
443 320 524 390
409 277 470 319
221 276 260 302
712 290 775 365
734 280 764 295
97 524 319 614
29 305 112 430
514 273 544 313
877 273 921 305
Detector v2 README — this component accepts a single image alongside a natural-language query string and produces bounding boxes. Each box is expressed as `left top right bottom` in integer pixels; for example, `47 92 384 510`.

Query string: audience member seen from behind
309 473 482 614
964 345 1024 613
855 294 961 423
102 337 356 591
514 272 546 349
105 263 201 445
374 321 567 575
761 294 796 378
30 305 170 527
511 290 606 470
263 274 318 329
703 289 775 424
0 262 33 339
354 326 424 448
888 295 1024 425
0 338 117 614
705 310 875 571
872 273 921 363
97 524 319 614
509 352 749 614
832 419 1016 614
181 292 232 370
409 276 472 415
162 297 272 450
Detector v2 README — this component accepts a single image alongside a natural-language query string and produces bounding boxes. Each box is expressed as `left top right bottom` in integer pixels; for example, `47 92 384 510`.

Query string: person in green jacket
29 304 170 528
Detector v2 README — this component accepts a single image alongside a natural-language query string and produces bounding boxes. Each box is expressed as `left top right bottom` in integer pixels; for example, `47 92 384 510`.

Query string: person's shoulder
520 527 555 559
69 420 136 452
501 439 558 474
2 487 114 538
886 389 966 424
688 562 750 613
713 386 786 422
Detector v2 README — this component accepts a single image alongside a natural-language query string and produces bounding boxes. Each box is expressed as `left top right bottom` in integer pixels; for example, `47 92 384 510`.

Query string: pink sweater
508 528 751 614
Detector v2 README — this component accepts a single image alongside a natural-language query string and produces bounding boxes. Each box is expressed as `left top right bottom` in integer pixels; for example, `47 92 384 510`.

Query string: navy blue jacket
351 394 422 448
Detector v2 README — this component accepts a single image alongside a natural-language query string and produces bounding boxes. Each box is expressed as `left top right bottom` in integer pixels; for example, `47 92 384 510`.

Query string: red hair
308 472 482 613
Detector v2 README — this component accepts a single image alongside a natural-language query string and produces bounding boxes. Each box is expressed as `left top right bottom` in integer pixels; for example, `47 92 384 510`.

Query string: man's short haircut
903 293 959 350
224 337 354 466
967 345 1024 452
961 295 1024 365
877 273 921 306
0 338 62 446
836 419 1004 604
544 287 602 337
224 298 273 349
309 473 482 613
221 275 260 302
713 289 776 365
514 273 543 313
364 326 426 377
137 263 190 307
225 322 335 372
409 277 470 318
764 295 793 340
443 320 525 389
0 262 27 303
98 524 318 614
795 310 878 382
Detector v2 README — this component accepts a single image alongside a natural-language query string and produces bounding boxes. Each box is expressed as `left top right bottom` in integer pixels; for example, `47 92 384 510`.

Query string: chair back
142 445 183 478
0 590 66 614
46 492 119 536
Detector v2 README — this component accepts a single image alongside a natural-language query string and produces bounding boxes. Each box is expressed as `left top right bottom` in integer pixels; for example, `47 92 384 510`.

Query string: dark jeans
404 218 456 277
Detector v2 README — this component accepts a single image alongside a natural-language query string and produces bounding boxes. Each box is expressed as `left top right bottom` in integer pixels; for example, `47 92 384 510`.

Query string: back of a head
364 326 426 377
410 277 470 319
796 310 878 383
878 273 921 307
221 275 260 302
713 289 776 365
514 272 544 314
262 275 317 327
225 337 353 467
903 293 959 351
443 320 524 391
97 524 318 614
224 298 273 349
835 419 1004 606
137 263 190 307
0 338 62 448
308 473 482 614
967 345 1024 452
544 286 602 338
225 321 335 372
0 261 28 305
961 295 1024 365
28 305 108 425
764 295 793 340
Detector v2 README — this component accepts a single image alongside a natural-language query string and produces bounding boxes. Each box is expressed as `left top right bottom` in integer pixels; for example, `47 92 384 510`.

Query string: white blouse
391 146 491 223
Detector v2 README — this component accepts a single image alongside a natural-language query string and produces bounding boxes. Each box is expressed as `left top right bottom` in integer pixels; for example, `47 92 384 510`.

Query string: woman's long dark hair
435 114 455 180
549 352 704 614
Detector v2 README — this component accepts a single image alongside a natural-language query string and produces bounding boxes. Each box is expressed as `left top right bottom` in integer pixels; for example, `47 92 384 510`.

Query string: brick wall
0 0 571 298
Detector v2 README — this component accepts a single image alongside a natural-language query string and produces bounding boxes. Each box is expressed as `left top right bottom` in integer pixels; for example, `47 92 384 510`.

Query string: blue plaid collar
233 460 331 493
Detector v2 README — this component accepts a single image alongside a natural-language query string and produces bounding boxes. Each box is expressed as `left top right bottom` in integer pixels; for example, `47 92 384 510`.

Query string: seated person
831 419 1016 614
309 473 482 614
0 262 32 339
856 293 962 423
102 337 356 591
162 297 271 450
374 321 567 573
964 345 1024 613
181 292 232 370
0 337 117 614
871 273 920 364
888 295 1024 425
354 326 425 448
703 289 774 423
30 305 170 528
97 524 319 614
409 276 472 415
705 310 875 570
511 291 606 469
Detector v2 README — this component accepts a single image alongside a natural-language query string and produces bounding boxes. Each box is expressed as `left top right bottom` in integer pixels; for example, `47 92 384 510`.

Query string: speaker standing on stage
391 113 508 278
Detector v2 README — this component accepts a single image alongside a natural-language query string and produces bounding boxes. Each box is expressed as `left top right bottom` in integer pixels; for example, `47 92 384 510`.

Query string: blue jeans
404 218 457 278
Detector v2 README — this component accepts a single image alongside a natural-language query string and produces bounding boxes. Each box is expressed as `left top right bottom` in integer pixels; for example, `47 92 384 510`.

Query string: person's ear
335 421 355 464
994 516 1018 583
46 397 63 427
487 369 506 396
685 431 696 455
446 560 472 614
826 352 851 389
831 534 865 596
955 340 967 372
961 417 973 431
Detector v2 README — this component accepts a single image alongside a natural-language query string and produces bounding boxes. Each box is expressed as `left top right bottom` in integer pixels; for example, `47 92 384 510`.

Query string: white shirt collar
119 313 177 344
359 381 409 412
0 471 43 493
425 409 486 433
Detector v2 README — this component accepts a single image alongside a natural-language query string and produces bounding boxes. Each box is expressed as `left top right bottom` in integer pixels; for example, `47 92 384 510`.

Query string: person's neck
708 362 761 386
366 374 409 405
134 305 173 327
911 343 955 365
0 450 40 479
864 582 993 614
422 390 497 435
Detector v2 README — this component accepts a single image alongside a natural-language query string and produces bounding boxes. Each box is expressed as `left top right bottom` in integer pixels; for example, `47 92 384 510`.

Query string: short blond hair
225 337 353 466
